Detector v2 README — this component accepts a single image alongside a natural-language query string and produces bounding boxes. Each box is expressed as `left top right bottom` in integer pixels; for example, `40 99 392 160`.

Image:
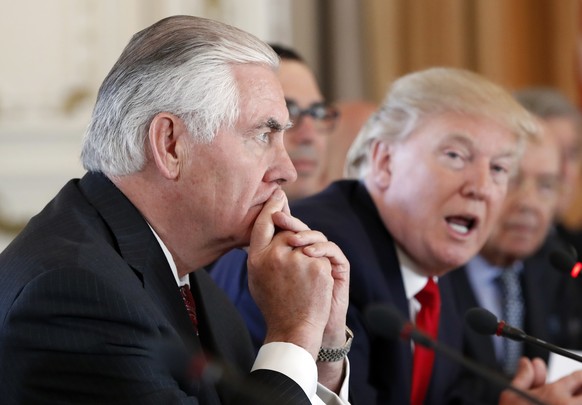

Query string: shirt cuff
252 342 318 399
316 357 350 404
252 342 351 404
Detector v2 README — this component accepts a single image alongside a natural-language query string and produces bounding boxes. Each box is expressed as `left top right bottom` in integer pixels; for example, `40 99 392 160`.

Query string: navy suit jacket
212 180 467 404
555 222 582 262
446 236 582 403
0 172 309 405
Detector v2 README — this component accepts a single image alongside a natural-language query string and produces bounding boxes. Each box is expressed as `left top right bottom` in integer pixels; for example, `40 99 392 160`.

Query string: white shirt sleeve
252 342 350 404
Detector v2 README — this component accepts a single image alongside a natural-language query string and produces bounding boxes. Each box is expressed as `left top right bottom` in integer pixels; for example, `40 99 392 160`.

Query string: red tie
411 278 441 405
180 285 199 335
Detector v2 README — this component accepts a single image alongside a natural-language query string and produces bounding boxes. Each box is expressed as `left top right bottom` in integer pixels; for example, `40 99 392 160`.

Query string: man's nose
268 142 298 185
461 162 495 200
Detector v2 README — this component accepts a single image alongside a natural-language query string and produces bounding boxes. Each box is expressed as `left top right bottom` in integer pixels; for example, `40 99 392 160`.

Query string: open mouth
446 215 477 235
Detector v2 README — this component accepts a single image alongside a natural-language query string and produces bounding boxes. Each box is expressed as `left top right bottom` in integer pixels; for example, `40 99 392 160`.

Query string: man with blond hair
214 66 582 404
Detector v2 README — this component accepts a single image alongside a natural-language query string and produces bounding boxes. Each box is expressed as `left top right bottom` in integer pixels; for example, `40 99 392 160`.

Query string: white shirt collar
396 245 436 301
148 224 189 287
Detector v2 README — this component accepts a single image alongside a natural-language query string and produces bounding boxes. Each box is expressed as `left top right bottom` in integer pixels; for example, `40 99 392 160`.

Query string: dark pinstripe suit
0 172 309 405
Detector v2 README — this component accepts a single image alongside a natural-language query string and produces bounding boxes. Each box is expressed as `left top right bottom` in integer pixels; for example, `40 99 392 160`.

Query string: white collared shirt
150 226 189 287
396 246 438 324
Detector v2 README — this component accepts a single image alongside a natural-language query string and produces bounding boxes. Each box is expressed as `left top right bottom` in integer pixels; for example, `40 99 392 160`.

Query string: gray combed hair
81 15 279 176
514 86 582 153
345 67 540 179
514 86 582 125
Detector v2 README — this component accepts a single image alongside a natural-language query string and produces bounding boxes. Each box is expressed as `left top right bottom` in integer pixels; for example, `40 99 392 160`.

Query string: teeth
449 223 469 234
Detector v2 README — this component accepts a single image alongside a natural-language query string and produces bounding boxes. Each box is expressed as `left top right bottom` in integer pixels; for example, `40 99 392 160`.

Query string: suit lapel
79 173 201 352
190 269 255 405
349 182 410 316
449 268 498 365
348 182 413 398
522 257 555 362
190 269 254 369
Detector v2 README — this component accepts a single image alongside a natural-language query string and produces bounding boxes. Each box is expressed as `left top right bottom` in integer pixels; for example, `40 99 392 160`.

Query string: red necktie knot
415 278 441 313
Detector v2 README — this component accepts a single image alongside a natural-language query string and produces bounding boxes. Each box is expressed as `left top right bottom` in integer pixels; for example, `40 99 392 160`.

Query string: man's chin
218 218 256 251
436 250 477 275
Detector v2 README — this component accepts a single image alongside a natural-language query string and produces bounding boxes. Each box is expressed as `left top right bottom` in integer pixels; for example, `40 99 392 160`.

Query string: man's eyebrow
263 117 292 132
440 133 517 158
441 133 475 148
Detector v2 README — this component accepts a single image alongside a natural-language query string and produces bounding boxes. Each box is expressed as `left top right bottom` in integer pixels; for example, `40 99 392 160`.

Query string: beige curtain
360 0 579 103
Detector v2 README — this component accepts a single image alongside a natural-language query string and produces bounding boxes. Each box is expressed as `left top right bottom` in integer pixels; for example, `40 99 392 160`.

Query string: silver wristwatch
317 327 354 362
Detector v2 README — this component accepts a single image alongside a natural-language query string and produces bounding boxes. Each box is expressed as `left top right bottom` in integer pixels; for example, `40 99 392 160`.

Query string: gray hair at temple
345 67 540 179
81 15 279 176
513 86 582 130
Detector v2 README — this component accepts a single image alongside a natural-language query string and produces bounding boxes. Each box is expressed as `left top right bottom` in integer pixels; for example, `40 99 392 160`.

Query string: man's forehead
233 64 288 122
413 127 517 153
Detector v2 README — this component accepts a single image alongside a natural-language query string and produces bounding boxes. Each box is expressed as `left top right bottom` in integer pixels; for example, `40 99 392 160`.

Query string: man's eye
445 151 462 160
311 105 328 119
257 132 270 143
539 179 559 193
440 148 467 169
492 164 508 174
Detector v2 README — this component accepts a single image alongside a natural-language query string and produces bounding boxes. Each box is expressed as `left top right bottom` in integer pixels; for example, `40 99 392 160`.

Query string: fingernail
273 189 284 200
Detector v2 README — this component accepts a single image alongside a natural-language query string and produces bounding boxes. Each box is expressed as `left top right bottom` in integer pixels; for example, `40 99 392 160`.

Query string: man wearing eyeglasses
270 44 340 201
210 44 341 351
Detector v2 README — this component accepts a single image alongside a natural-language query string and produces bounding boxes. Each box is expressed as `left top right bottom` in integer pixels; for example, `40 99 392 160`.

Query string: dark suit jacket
446 237 582 404
212 180 466 404
0 172 309 405
555 222 582 261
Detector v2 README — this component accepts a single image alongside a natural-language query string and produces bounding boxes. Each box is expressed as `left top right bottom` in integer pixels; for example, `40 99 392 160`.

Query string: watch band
317 327 354 362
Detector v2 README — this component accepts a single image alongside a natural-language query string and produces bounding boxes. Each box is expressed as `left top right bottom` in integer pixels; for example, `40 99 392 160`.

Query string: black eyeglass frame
285 99 340 133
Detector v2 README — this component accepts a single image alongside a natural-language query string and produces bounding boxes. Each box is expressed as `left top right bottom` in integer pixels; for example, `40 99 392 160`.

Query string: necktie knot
415 278 441 309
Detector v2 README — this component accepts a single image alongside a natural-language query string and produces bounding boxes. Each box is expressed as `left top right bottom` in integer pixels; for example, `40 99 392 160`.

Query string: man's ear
369 139 392 189
149 113 188 180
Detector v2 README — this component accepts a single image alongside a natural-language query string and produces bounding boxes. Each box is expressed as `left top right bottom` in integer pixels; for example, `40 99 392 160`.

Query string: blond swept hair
345 67 540 178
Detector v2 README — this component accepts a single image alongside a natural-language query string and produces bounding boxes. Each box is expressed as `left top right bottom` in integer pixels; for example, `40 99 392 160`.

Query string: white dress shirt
396 246 438 324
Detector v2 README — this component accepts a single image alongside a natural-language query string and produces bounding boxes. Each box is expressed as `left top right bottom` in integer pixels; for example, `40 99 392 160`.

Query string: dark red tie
180 285 198 335
411 278 441 405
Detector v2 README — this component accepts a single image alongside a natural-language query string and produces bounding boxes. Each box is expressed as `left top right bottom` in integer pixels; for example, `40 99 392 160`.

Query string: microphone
549 249 582 278
465 307 582 363
364 304 548 405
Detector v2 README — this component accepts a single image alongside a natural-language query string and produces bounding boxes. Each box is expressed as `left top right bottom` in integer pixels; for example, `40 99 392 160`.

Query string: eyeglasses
286 99 340 134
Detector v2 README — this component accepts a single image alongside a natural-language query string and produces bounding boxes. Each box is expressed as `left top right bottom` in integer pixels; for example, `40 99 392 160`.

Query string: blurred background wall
1 0 581 249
